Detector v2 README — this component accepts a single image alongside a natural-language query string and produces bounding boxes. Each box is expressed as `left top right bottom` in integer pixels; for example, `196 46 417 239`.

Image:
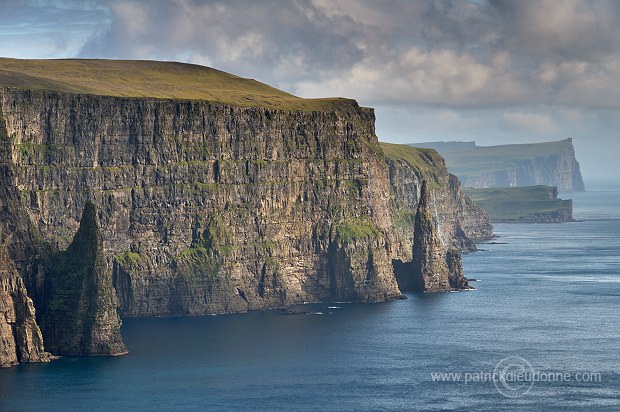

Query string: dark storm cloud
78 0 368 85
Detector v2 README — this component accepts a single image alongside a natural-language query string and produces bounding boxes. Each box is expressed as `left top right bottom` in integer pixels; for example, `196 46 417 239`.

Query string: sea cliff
0 59 493 365
412 139 586 193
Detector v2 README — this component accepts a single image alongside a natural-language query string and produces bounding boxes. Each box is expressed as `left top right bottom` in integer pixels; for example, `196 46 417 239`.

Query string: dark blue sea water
1 190 619 411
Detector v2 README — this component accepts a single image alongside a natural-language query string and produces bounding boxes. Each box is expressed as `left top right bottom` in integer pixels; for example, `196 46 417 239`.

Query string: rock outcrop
39 201 127 356
0 101 53 367
0 255 52 367
381 142 493 257
394 180 470 292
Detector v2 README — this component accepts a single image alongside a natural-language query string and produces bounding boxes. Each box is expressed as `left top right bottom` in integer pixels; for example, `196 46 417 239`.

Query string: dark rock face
39 201 127 356
0 256 53 367
446 249 469 290
395 181 470 292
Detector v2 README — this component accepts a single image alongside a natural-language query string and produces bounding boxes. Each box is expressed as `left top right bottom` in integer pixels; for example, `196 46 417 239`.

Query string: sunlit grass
0 58 354 111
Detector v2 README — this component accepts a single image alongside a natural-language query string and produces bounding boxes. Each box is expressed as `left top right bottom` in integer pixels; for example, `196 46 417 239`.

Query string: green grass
464 186 572 221
335 216 381 244
114 251 143 268
380 142 443 171
0 58 355 111
380 142 444 187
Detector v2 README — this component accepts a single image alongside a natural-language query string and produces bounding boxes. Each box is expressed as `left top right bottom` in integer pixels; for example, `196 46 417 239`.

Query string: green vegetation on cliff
380 143 442 176
335 216 381 245
464 185 573 222
0 58 354 111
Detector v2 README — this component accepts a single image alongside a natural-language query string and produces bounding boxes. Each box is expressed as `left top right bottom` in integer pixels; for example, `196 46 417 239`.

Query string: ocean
1 189 619 411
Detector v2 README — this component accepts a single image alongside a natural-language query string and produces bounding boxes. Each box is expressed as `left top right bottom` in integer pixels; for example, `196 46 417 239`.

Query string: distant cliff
464 185 573 223
0 59 493 366
412 139 585 193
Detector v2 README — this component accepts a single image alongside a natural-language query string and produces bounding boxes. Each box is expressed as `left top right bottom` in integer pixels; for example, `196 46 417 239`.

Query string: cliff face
0 103 53 367
463 185 574 223
393 180 471 292
381 143 493 259
380 143 491 292
0 75 494 364
39 201 127 356
413 139 586 193
1 88 401 320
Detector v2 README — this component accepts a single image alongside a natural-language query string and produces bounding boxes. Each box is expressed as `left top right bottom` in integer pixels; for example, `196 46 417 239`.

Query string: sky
0 0 618 182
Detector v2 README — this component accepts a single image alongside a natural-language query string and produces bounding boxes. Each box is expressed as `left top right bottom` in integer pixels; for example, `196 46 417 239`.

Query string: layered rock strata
1 89 402 321
0 78 492 364
414 139 586 193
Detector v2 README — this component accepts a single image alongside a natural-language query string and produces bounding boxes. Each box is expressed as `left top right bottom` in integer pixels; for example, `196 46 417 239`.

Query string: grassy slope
425 140 571 178
380 142 445 180
0 58 353 111
463 186 572 221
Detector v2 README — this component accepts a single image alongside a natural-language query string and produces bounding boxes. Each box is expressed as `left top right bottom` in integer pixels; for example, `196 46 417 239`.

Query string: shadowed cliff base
393 181 472 292
40 201 127 356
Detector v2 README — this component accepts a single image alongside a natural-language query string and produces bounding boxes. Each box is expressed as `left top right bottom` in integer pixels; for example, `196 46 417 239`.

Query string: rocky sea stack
0 58 492 366
40 201 127 356
393 180 471 292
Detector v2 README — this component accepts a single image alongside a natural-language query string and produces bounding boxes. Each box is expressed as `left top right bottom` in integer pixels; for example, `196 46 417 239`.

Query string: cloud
78 0 368 84
502 111 558 134
59 0 618 112
491 0 620 61
0 0 109 58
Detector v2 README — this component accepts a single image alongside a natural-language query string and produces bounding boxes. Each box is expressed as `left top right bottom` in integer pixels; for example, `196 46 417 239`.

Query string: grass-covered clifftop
463 185 573 223
379 142 445 186
0 58 353 111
